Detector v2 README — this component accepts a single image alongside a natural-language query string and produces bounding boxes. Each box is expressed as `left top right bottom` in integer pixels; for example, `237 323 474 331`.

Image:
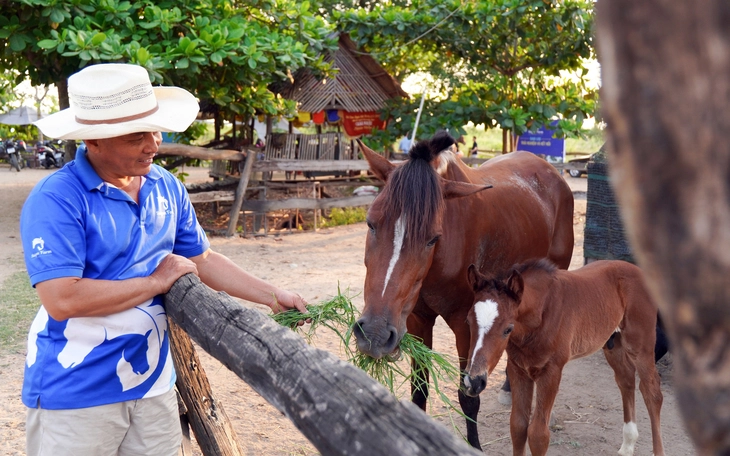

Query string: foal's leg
507 361 534 456
528 364 563 456
603 337 639 456
635 347 665 456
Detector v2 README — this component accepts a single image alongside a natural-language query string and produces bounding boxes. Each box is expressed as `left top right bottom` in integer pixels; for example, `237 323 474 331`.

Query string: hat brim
34 87 200 140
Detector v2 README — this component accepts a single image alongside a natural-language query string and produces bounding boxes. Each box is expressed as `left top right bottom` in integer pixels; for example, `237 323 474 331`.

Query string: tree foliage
0 0 596 153
0 0 338 141
332 0 597 151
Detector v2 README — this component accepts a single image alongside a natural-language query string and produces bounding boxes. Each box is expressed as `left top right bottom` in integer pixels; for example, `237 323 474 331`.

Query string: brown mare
463 259 664 456
353 131 574 449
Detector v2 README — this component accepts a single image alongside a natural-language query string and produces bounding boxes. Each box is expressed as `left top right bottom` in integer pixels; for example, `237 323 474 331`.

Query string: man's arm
190 249 307 313
35 254 198 321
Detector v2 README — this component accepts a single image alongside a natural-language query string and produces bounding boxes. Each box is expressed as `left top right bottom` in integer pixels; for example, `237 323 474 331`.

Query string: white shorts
26 388 181 456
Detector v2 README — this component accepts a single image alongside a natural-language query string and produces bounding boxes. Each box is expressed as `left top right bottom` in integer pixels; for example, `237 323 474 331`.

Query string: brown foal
464 259 664 456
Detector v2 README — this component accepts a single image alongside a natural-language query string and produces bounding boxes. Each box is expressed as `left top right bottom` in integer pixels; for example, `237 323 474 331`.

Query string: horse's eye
503 324 514 337
366 221 375 232
426 235 440 247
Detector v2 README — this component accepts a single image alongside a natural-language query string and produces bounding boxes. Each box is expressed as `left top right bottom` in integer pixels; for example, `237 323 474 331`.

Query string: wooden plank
189 191 237 204
190 192 375 209
226 151 256 237
157 143 245 161
252 160 370 172
164 274 481 456
169 321 244 456
240 195 375 211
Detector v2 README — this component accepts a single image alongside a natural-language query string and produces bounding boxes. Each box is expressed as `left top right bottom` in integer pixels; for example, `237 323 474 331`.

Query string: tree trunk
55 77 77 161
596 2 730 454
164 274 481 456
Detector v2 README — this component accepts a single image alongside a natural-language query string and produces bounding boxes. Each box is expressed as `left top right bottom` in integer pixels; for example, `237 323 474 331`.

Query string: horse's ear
358 140 395 182
506 269 525 303
442 180 493 200
467 264 483 292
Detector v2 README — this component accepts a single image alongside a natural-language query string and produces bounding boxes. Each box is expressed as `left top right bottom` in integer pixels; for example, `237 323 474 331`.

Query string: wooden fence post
169 320 244 456
165 274 481 456
226 151 256 237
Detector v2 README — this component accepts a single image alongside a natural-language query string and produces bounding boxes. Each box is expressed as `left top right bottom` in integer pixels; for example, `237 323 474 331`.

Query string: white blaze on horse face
470 299 499 369
382 216 405 297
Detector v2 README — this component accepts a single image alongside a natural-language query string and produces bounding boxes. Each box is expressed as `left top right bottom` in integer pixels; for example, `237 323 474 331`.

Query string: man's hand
150 254 199 294
271 290 310 326
271 289 308 314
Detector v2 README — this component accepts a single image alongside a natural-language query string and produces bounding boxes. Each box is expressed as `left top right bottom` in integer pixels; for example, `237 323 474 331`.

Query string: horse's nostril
353 319 366 340
464 375 487 396
385 327 398 350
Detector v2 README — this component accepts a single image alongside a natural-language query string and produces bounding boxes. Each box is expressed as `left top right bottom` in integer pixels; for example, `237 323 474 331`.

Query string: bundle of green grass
271 287 461 410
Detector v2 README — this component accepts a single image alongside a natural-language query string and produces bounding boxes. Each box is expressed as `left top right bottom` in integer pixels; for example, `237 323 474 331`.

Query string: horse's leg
527 363 563 456
602 335 639 456
546 185 575 271
499 374 512 405
406 310 435 411
451 315 482 450
507 361 534 456
654 313 670 362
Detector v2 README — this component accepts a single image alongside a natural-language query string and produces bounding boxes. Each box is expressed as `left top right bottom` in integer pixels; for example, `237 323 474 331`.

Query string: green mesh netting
583 148 636 264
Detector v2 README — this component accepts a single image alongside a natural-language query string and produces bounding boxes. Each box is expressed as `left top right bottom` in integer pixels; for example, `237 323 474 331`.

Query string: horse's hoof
498 389 512 406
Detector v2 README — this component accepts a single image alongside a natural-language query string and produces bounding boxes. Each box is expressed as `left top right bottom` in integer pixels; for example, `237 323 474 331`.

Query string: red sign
341 111 386 137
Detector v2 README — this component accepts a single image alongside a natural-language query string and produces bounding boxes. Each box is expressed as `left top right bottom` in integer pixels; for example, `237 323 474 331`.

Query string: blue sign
516 123 565 161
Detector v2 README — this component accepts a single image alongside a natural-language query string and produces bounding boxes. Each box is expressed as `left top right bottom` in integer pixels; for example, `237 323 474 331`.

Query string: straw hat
34 63 199 140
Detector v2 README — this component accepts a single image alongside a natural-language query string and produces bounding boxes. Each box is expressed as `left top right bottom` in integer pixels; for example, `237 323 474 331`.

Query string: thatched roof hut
274 33 409 113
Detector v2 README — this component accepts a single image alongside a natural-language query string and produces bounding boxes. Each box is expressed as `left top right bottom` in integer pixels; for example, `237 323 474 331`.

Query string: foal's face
463 288 516 397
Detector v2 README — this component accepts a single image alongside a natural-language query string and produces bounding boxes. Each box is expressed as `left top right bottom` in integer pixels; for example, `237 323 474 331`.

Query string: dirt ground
0 164 697 455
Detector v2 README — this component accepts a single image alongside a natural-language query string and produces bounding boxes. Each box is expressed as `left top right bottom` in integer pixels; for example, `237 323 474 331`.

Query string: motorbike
36 141 64 169
4 138 25 172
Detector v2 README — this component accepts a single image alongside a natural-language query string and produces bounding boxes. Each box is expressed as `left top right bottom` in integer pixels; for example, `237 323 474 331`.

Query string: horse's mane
380 131 455 248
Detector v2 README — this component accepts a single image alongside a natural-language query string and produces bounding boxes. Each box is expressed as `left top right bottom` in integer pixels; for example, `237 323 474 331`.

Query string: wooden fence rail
165 274 480 456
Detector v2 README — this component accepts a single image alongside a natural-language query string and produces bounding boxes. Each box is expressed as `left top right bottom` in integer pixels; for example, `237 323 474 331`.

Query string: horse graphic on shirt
28 299 168 392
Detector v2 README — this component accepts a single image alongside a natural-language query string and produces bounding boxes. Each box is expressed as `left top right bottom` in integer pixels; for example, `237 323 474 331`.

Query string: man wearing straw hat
21 63 308 456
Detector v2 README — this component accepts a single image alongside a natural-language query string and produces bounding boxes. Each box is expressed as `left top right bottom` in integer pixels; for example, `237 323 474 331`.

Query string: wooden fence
166 274 480 456
157 143 587 237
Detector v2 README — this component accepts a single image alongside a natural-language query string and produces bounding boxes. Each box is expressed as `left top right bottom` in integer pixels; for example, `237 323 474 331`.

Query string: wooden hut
265 33 408 162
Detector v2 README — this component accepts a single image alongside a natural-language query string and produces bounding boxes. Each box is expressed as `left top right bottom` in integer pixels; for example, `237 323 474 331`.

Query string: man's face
85 132 162 178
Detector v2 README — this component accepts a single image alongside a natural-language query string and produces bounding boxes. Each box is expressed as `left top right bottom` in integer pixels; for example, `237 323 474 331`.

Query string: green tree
0 0 337 155
333 0 596 152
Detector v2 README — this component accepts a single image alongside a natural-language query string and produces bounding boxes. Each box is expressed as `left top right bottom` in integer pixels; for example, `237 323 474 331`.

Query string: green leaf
9 35 26 52
136 47 150 64
37 39 57 50
49 9 65 24
91 33 107 46
175 58 189 69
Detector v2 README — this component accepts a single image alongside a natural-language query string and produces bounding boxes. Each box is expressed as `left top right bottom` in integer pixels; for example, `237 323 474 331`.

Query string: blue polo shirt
19 148 209 409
